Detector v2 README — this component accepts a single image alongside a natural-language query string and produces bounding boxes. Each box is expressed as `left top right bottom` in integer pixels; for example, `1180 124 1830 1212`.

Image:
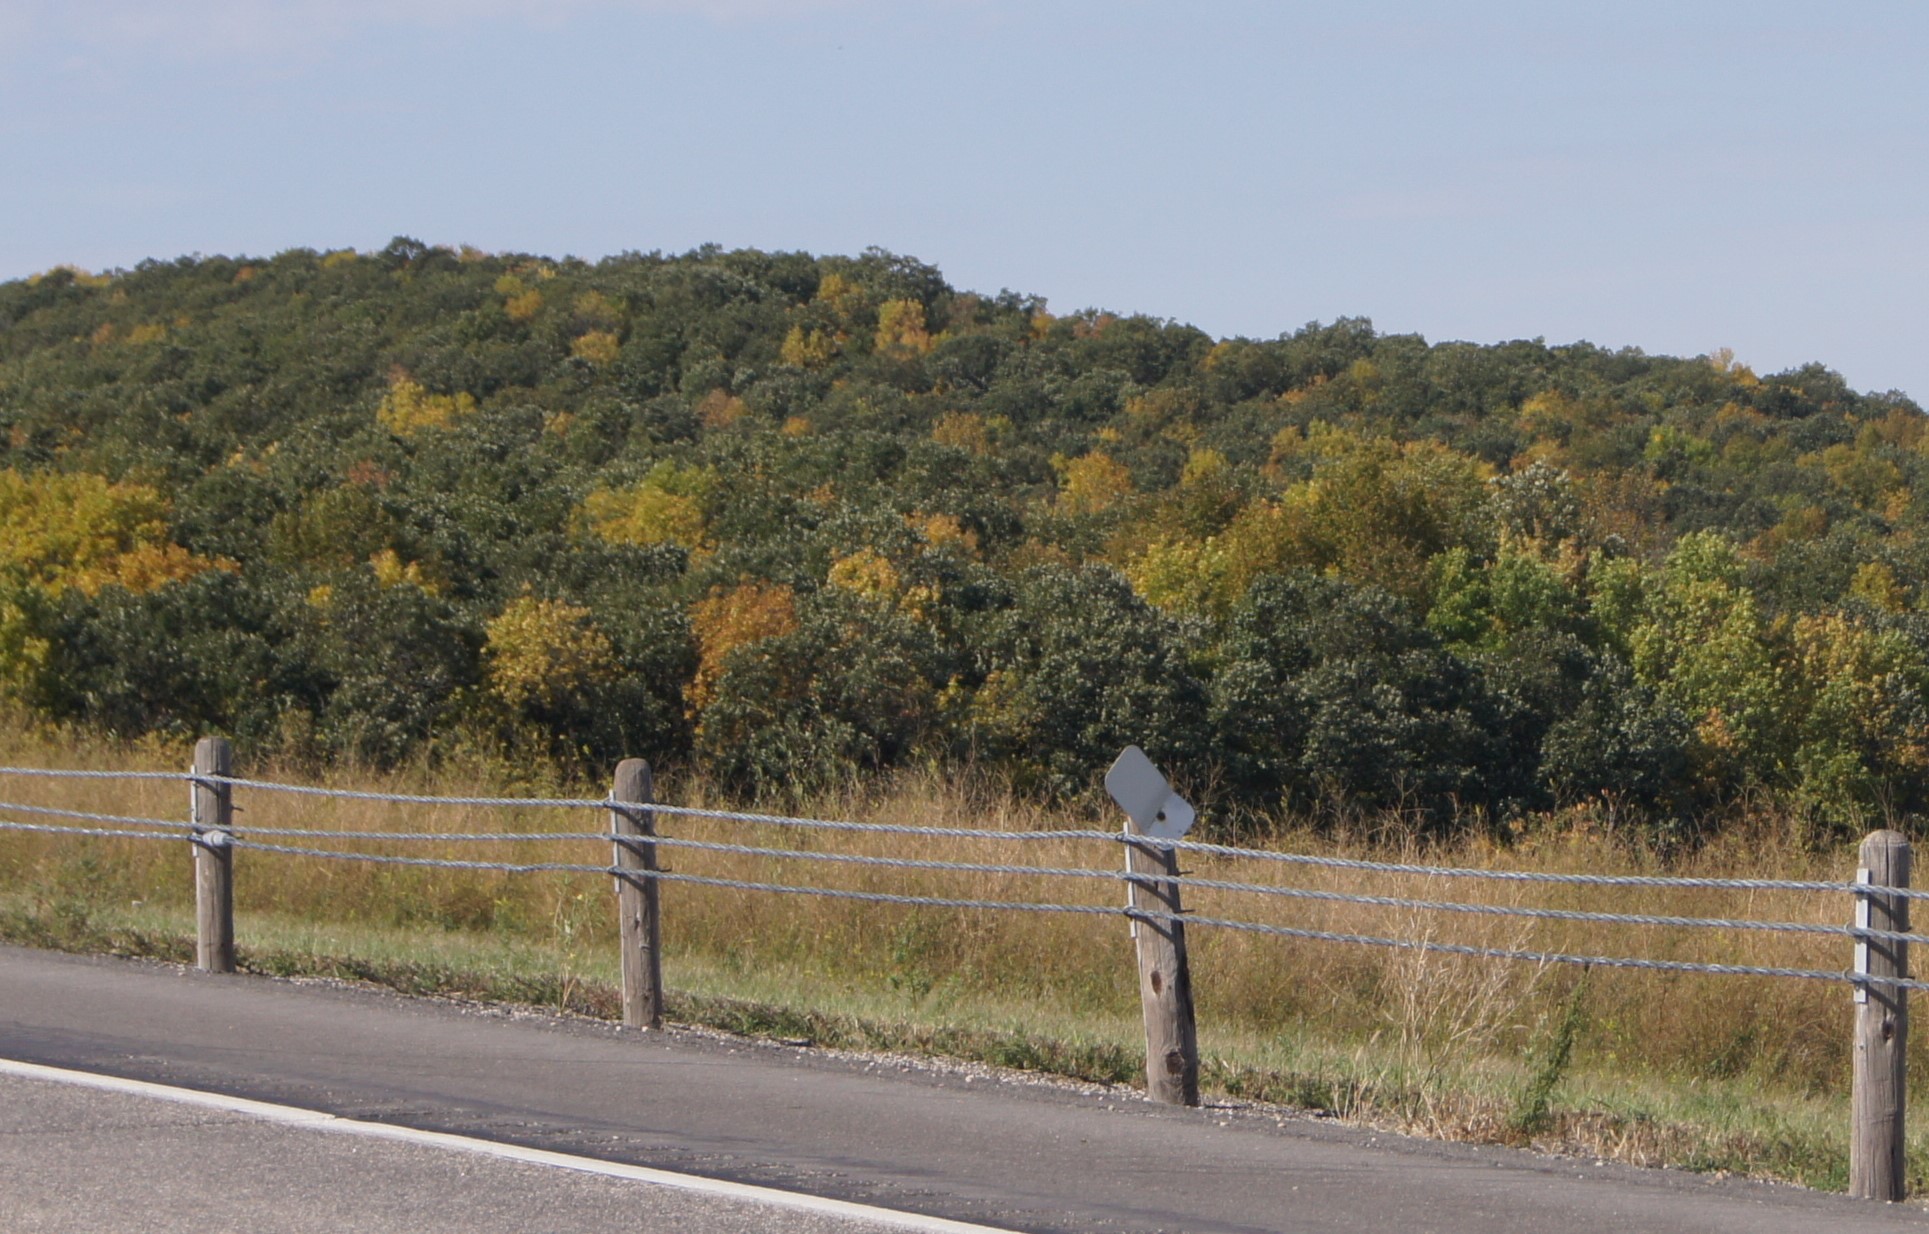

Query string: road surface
2 944 1924 1233
2 1062 955 1234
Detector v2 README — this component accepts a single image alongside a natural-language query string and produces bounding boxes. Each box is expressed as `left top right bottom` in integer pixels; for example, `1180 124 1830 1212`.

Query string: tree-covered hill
2 238 1925 833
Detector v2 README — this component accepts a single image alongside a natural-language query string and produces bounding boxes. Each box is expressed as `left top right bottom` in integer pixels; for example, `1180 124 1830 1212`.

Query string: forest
1 238 1925 837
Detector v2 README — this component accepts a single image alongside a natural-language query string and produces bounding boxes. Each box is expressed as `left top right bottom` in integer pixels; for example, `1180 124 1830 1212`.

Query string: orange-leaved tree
686 581 799 715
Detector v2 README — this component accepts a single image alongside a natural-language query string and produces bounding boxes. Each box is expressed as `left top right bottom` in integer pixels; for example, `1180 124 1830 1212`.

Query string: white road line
0 1057 1024 1234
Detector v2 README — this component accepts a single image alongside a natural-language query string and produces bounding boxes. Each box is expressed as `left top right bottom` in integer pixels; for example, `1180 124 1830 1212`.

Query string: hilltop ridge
1 239 1924 833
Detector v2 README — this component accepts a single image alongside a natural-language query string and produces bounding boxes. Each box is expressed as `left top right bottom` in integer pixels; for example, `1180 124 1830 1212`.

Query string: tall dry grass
0 721 1914 1186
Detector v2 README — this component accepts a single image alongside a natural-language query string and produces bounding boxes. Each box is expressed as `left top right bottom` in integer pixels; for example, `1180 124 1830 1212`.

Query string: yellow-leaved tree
484 595 617 715
581 462 716 554
1849 561 1908 613
0 469 219 597
368 548 439 593
873 299 935 358
813 272 868 327
571 290 621 328
570 330 622 365
908 512 979 558
0 469 225 700
376 372 478 437
827 547 937 619
1053 451 1134 515
1126 536 1232 618
780 325 839 370
930 411 991 455
827 547 900 602
1787 612 1929 824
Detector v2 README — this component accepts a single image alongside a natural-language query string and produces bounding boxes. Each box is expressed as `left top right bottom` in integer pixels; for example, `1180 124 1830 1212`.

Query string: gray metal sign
1104 746 1195 840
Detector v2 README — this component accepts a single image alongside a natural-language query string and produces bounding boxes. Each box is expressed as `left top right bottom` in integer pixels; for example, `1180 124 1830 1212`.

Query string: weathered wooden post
1124 829 1200 1105
1852 829 1911 1201
609 759 664 1030
1106 746 1200 1106
191 737 235 974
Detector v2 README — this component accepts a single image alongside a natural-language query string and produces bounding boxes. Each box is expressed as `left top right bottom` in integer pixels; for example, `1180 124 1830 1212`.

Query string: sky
3 1 1927 399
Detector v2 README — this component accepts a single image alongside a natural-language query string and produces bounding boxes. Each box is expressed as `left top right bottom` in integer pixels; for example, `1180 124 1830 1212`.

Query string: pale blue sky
4 1 1926 398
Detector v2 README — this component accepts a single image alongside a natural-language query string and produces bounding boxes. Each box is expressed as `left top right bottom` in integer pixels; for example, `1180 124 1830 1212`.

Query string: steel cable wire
207 824 1919 941
216 837 1929 991
15 769 1920 979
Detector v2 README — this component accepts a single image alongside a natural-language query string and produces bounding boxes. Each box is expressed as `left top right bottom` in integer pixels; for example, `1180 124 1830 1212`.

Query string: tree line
2 238 1925 836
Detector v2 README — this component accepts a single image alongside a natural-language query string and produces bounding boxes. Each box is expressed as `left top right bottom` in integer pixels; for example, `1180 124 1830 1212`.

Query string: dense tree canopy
4 241 1927 834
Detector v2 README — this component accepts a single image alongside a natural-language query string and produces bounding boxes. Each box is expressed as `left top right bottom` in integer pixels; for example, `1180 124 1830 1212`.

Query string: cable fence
1 744 1916 1198
2 740 1921 1194
0 758 1914 985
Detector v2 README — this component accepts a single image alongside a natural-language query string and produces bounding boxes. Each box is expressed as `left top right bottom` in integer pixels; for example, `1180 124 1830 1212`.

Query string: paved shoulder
2 944 1924 1233
0 1064 947 1234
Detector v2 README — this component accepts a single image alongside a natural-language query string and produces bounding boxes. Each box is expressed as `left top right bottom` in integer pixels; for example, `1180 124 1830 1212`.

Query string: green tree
968 566 1207 797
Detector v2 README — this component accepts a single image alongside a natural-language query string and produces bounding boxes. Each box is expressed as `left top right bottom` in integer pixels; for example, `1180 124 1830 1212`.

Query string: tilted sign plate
1104 746 1195 840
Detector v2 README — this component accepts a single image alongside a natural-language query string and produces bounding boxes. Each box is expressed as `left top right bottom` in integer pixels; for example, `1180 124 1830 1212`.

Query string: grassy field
0 722 1920 1193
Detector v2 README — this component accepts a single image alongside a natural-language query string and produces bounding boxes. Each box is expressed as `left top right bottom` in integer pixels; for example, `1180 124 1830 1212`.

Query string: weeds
0 727 1923 1191
1511 971 1590 1137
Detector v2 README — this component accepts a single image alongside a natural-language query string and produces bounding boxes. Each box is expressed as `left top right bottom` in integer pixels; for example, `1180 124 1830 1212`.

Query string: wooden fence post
1852 828 1911 1201
1125 829 1199 1106
191 737 235 974
610 759 664 1030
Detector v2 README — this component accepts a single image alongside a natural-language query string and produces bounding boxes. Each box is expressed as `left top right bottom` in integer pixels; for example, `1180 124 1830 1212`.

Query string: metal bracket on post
1854 867 1873 1006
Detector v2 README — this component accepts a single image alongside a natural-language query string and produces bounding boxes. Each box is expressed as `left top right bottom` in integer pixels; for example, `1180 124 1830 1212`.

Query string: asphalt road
2 943 1926 1233
1 1065 931 1234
